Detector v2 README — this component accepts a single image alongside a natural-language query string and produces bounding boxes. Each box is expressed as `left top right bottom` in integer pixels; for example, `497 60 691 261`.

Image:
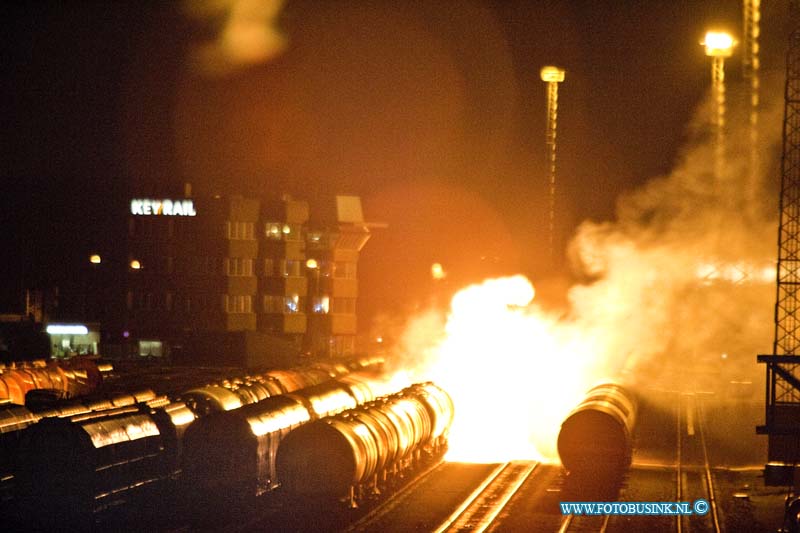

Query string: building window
224 294 252 314
332 297 356 314
312 295 330 314
280 259 301 277
126 291 133 310
333 262 357 279
263 294 283 313
225 257 254 277
165 292 173 311
226 221 255 240
285 293 300 313
284 223 302 241
264 258 275 277
264 222 302 241
265 222 282 240
262 294 303 314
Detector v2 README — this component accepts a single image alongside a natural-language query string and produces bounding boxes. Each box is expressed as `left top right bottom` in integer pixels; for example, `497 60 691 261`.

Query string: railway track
677 392 721 533
433 460 539 533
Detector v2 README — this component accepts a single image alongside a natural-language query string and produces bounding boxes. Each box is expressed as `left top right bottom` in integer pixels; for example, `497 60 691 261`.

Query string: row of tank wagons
556 382 638 479
0 357 110 406
180 370 417 509
276 382 455 508
177 359 375 416
3 360 392 530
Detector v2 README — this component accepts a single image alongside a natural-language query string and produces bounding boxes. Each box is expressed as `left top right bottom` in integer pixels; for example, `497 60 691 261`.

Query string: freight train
276 382 454 507
2 357 387 529
557 382 638 477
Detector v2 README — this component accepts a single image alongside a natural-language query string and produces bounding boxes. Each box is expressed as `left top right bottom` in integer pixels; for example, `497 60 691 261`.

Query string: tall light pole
540 65 565 264
743 0 761 207
701 31 736 184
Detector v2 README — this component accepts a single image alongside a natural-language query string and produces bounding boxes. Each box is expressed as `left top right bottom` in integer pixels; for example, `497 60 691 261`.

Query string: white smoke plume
384 72 785 462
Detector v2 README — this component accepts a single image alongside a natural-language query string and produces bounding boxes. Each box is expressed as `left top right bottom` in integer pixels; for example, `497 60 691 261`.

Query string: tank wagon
14 400 195 530
0 357 107 405
557 382 638 477
276 382 454 506
0 405 38 508
181 370 400 509
177 357 382 416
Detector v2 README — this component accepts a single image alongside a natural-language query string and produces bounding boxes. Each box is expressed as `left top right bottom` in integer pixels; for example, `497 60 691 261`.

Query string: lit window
285 294 300 313
313 295 330 314
266 223 282 240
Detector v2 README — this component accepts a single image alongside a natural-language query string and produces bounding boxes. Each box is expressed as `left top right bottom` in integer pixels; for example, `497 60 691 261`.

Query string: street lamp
701 31 736 182
540 65 565 265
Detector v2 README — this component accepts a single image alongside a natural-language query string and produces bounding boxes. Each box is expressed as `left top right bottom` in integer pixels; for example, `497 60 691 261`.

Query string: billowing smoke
387 72 785 462
184 0 287 77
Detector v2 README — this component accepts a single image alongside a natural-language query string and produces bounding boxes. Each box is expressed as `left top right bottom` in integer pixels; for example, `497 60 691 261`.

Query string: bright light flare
431 262 446 280
403 275 596 463
702 31 736 57
540 65 565 83
46 324 89 335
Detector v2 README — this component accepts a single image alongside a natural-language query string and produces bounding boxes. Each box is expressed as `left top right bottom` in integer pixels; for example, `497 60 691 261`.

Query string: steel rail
434 460 538 533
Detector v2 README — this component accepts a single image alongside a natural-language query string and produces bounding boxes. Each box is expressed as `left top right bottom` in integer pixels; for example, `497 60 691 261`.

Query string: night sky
1 0 792 325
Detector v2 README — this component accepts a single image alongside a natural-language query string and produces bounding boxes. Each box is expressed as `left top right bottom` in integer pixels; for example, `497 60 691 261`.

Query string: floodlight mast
743 0 762 208
540 65 565 265
702 31 736 183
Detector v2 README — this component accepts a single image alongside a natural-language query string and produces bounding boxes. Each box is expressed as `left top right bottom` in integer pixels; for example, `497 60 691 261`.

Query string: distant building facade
112 193 371 366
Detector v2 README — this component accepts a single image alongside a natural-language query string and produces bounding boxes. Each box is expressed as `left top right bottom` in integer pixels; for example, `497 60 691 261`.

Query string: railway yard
0 359 791 532
203 387 789 533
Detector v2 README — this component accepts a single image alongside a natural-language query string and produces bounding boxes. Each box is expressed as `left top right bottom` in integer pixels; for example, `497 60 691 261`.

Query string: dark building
109 192 372 366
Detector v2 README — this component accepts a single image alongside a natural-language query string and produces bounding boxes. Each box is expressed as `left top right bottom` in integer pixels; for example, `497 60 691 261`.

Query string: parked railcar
275 382 453 506
557 382 638 477
181 371 395 508
0 404 37 510
14 400 195 530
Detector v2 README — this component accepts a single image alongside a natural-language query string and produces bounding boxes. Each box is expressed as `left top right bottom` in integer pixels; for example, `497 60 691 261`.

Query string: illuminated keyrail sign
130 199 197 217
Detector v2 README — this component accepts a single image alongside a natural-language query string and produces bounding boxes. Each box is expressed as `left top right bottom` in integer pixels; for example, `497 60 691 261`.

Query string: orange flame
398 275 599 463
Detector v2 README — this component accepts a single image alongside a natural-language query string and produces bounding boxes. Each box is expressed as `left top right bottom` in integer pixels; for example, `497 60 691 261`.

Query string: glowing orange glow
130 259 142 270
89 254 102 264
702 31 735 57
400 275 596 463
306 258 318 269
431 262 446 280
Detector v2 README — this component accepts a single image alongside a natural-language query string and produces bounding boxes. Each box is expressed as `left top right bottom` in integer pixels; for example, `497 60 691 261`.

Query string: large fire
400 275 602 463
